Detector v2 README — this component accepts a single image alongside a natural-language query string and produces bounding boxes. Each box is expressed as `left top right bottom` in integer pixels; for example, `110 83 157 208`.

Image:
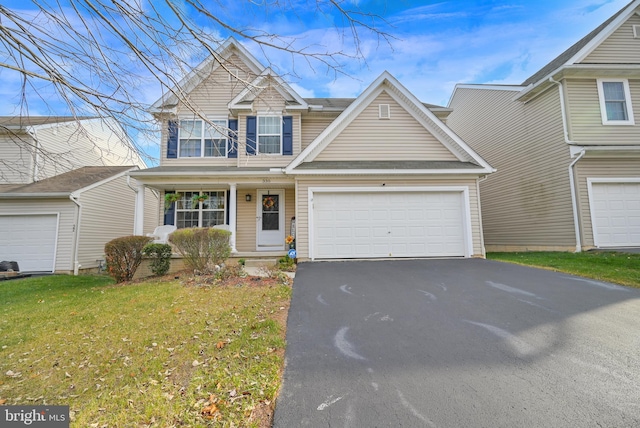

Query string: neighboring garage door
0 214 58 272
589 181 640 247
312 190 468 259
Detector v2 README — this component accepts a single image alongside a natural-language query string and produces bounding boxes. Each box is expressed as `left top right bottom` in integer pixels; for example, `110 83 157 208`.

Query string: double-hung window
258 116 282 154
597 79 635 125
175 191 226 229
179 119 229 157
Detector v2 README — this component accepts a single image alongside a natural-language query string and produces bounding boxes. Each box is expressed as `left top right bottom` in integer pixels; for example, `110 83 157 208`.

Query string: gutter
548 77 583 252
69 192 83 275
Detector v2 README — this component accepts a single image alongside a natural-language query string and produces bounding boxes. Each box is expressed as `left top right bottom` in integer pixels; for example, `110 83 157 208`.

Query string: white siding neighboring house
447 0 640 251
0 116 146 184
0 166 158 274
130 38 494 261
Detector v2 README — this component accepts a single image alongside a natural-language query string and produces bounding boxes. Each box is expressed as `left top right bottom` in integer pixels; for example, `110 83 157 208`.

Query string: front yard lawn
0 273 291 427
488 251 640 288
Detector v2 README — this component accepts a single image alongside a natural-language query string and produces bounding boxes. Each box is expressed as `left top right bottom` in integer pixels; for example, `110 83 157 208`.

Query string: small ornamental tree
142 243 173 276
169 227 231 273
104 235 151 282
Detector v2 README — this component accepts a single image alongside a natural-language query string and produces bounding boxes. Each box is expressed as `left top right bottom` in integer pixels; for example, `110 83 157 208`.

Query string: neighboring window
179 119 228 157
175 191 226 229
597 79 635 125
258 116 282 154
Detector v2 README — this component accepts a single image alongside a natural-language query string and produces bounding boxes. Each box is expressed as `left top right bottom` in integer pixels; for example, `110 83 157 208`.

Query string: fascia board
228 69 308 110
288 168 493 175
128 169 286 178
150 37 266 112
73 167 139 197
568 0 640 64
0 193 70 198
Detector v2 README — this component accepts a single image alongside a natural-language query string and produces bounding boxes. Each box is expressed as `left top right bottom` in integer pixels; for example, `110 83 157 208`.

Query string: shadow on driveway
274 259 640 427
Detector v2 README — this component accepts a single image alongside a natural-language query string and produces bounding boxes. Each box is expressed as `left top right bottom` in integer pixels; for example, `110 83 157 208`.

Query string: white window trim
174 190 227 228
596 79 635 125
178 118 229 158
257 115 283 155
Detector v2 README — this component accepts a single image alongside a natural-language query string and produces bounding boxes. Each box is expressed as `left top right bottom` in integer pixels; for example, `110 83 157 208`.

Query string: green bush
142 243 172 276
104 235 151 282
277 256 296 271
168 227 231 273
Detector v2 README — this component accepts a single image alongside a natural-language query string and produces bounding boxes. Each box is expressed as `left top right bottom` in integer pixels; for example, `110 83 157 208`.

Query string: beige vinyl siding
301 114 339 150
315 91 457 162
574 157 640 248
143 187 160 234
0 199 76 273
0 132 34 183
76 174 139 270
234 113 301 168
295 177 484 260
582 12 640 63
235 187 295 252
565 78 640 145
447 87 576 250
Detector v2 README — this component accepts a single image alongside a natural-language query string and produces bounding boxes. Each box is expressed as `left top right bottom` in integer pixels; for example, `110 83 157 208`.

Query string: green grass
488 251 640 288
0 274 291 427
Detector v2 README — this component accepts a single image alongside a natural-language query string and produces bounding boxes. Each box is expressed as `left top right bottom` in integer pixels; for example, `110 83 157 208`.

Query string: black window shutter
228 119 238 158
282 116 293 155
167 120 178 158
246 116 257 155
164 202 175 225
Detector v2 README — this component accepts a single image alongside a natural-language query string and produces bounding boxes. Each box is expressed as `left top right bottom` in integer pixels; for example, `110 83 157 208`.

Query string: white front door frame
256 189 286 251
308 186 473 260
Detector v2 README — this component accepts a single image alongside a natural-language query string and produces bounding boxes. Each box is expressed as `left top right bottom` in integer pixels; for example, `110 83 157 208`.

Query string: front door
257 189 285 251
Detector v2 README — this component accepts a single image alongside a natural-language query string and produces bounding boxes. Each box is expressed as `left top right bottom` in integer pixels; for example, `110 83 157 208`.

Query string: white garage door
0 214 58 272
312 191 468 259
590 181 640 247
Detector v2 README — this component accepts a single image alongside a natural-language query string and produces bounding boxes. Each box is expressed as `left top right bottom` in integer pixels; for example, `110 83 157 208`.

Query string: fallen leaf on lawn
0 398 7 405
65 372 72 378
6 370 22 378
192 360 200 367
215 341 225 349
201 403 219 419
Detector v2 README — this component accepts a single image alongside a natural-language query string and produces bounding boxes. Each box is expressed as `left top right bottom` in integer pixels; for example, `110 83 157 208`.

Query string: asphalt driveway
273 259 640 427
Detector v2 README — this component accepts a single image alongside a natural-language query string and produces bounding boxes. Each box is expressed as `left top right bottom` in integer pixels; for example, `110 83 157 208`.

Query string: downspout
26 126 40 182
549 76 583 252
69 193 83 275
476 175 488 258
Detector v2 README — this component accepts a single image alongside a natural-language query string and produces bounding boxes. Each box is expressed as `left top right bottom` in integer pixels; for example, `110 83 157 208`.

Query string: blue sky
0 0 631 158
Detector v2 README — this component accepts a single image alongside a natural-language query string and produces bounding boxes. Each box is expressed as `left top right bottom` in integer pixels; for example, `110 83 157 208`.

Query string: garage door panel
313 191 467 258
590 182 640 247
0 215 57 272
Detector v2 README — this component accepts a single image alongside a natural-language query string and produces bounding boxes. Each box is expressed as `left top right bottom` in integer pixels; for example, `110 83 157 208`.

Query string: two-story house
447 0 640 252
0 116 157 273
130 38 494 261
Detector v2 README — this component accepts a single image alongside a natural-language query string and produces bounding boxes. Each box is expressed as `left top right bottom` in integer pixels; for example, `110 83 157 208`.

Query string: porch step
244 259 277 269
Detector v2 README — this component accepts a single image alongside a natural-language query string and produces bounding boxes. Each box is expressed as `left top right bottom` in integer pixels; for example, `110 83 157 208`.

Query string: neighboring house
129 38 494 261
0 116 147 184
0 166 158 274
0 116 157 274
447 0 640 252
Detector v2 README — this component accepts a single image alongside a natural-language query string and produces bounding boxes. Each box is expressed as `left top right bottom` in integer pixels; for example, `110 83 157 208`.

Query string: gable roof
518 0 640 99
285 71 494 175
0 116 97 130
149 37 266 114
0 166 136 198
229 68 308 111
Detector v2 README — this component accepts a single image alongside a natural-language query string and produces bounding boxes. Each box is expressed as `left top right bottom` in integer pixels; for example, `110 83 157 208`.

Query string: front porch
129 167 296 257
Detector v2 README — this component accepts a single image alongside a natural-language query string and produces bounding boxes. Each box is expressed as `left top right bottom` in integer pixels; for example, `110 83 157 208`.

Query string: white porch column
134 183 145 235
229 183 238 253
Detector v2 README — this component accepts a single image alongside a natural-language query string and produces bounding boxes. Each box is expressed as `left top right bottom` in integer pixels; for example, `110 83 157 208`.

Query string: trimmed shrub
169 227 231 273
142 243 173 276
104 235 151 282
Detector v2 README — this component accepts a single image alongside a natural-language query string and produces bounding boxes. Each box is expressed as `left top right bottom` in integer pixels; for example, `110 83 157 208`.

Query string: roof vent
228 69 240 81
634 25 640 39
379 104 390 119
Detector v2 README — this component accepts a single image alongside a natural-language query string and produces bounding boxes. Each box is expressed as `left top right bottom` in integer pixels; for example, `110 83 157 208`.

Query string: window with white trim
175 191 226 228
596 79 635 125
178 119 228 157
258 116 282 154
